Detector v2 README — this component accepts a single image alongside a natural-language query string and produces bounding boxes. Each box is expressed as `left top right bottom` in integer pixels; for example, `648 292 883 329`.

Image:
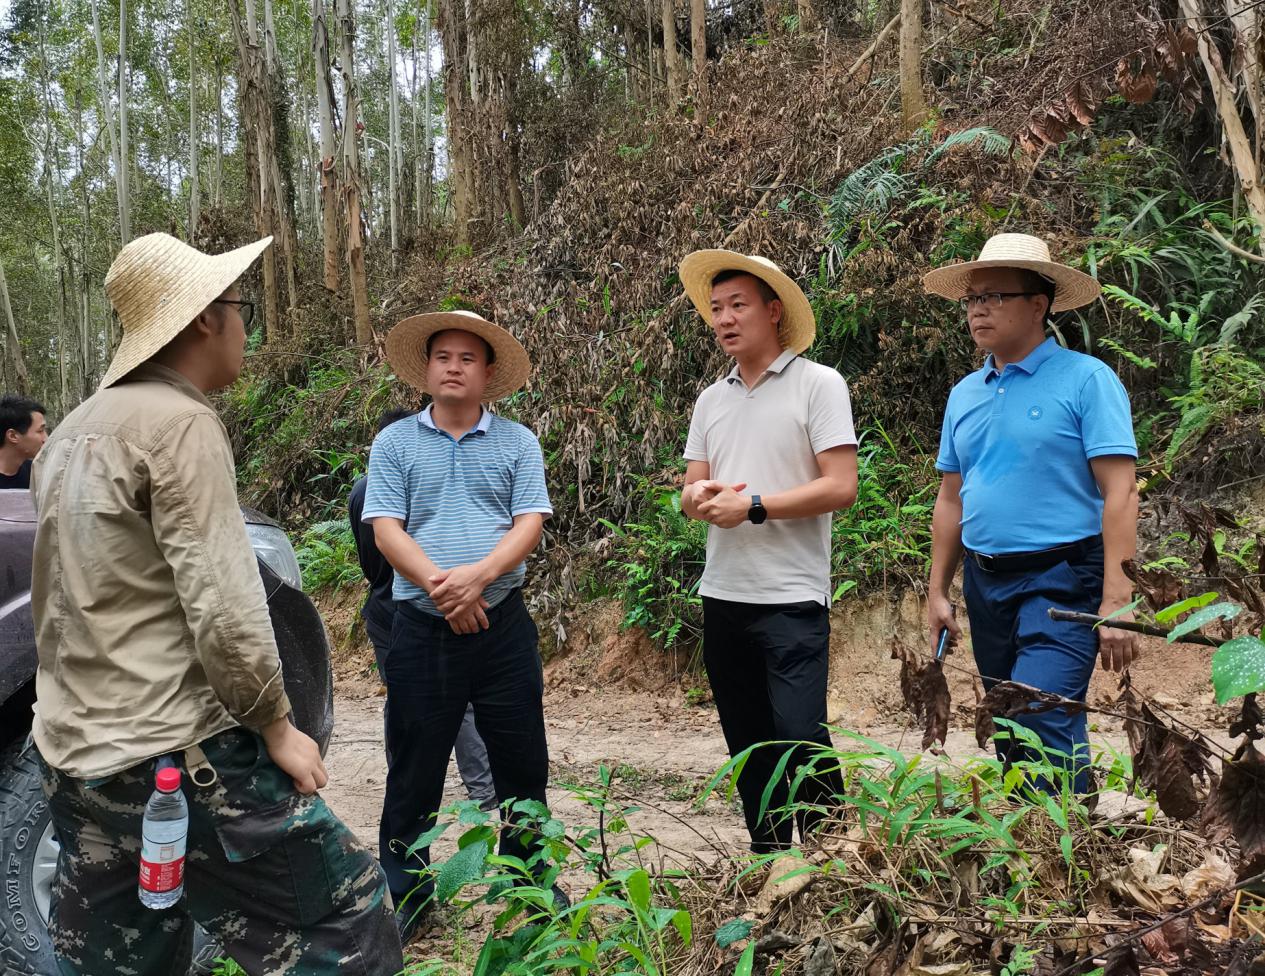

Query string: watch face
749 504 767 525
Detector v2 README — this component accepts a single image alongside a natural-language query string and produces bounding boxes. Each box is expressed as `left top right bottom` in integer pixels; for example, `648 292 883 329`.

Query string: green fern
926 126 1015 164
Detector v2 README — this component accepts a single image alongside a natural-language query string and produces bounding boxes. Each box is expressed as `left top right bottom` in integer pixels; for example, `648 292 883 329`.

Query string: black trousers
703 596 844 853
378 591 550 901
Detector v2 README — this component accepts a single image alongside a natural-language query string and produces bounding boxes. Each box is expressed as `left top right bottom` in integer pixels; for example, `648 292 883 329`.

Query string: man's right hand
447 599 491 635
261 717 328 795
927 594 961 655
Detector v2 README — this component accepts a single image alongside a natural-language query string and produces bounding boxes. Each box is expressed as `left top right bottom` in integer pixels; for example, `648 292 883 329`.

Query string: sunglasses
958 292 1042 311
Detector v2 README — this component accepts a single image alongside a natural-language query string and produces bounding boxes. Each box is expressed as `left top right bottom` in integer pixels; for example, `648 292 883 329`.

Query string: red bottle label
139 822 187 893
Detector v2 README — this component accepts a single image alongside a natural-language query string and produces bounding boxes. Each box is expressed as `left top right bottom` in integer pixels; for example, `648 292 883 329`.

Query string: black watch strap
748 494 767 524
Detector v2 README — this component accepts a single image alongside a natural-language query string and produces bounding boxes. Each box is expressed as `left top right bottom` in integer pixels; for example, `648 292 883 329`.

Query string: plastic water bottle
138 766 188 909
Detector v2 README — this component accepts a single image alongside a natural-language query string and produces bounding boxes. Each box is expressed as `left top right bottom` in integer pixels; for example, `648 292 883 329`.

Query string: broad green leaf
1168 602 1242 641
735 941 757 976
715 918 754 948
1212 636 1265 704
1154 591 1219 624
625 869 651 914
435 838 489 902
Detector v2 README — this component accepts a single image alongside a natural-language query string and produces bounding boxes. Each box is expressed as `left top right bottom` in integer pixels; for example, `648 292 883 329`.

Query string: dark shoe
396 902 431 945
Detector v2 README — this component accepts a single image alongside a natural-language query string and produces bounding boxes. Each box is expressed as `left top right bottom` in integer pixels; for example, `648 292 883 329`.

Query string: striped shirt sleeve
361 430 408 521
510 431 553 517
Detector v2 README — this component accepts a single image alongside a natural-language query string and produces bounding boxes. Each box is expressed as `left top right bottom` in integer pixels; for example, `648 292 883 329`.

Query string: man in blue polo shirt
362 310 560 940
923 234 1139 790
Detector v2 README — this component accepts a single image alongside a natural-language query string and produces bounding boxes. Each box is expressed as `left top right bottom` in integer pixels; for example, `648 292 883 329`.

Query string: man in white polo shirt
679 251 859 852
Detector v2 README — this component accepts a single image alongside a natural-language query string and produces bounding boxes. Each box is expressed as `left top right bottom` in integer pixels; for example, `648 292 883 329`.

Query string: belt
965 535 1101 574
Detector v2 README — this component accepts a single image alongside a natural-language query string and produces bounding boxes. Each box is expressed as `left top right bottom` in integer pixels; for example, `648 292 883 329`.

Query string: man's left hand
429 563 491 615
696 487 751 529
1097 597 1140 672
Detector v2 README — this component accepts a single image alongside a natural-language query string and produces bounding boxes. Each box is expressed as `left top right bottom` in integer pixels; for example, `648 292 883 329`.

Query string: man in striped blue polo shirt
362 310 560 939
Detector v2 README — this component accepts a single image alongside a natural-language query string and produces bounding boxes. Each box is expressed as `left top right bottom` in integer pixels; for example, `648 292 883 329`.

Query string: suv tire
0 740 58 974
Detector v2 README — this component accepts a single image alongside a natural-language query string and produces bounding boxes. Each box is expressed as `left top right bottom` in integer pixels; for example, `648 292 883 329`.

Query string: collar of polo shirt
725 348 798 386
984 336 1058 383
418 404 492 434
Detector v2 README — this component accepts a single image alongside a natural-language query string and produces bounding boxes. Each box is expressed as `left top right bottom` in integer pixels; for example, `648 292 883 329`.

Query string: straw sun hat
100 232 273 389
385 310 531 401
922 233 1101 312
679 250 816 355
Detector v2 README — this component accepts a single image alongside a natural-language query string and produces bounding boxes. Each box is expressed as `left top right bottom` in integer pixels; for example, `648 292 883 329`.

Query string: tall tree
386 0 402 268
662 0 683 105
313 0 340 291
90 0 129 246
438 0 475 245
899 0 929 132
229 0 282 339
690 0 706 100
188 1 200 237
0 259 30 395
336 0 372 343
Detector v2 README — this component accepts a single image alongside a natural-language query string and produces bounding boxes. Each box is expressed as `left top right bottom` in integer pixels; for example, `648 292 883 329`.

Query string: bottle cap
155 767 182 793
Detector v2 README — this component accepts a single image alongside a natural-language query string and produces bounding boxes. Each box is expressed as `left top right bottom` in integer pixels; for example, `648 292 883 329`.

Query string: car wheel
0 740 59 974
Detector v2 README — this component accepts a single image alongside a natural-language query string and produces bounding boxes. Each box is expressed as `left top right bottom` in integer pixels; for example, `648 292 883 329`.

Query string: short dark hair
1018 269 1057 322
1 395 45 439
426 329 496 364
377 407 418 433
710 269 779 305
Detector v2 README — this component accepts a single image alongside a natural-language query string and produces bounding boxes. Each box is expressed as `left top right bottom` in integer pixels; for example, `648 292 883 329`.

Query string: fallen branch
1202 219 1265 265
1047 608 1221 647
845 12 902 82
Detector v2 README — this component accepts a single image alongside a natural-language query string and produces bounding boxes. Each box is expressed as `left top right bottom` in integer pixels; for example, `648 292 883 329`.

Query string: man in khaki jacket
30 233 402 975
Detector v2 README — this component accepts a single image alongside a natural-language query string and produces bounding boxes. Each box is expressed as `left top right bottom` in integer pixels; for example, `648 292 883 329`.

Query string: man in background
349 405 497 811
0 393 47 489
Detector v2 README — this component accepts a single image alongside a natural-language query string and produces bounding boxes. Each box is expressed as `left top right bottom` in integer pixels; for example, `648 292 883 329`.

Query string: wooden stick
845 12 902 81
1202 219 1265 265
1047 608 1220 647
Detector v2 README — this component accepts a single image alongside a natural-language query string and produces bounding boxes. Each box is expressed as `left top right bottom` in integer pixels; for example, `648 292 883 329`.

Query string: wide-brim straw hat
100 233 272 389
385 310 531 400
679 250 816 355
922 233 1101 312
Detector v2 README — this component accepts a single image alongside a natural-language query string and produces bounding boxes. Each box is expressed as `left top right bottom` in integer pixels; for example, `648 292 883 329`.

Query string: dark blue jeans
378 591 549 904
963 543 1104 792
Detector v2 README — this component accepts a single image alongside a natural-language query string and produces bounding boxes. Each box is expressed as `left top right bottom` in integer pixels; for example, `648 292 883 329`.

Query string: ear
485 360 497 380
190 305 219 339
768 298 784 328
3 428 16 445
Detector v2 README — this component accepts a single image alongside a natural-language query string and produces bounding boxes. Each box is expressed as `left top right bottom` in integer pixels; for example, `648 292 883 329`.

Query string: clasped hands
691 479 751 528
428 562 493 634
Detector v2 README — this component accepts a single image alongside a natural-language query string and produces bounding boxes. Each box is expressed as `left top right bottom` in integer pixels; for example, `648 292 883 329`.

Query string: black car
0 489 334 975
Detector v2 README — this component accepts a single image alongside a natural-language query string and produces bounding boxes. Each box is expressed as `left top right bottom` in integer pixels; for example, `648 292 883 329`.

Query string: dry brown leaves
974 679 1092 749
1204 742 1265 877
1120 683 1212 821
1016 11 1203 152
891 640 951 750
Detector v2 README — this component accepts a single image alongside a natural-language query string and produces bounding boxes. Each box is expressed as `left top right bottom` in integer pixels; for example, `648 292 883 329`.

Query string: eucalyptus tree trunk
313 0 340 291
36 18 70 409
644 0 655 103
662 0 683 105
438 0 474 245
214 56 224 206
386 0 402 269
0 260 30 396
898 0 929 132
690 0 706 100
229 0 281 341
118 0 131 242
91 0 128 245
189 3 200 237
423 0 434 224
335 0 372 343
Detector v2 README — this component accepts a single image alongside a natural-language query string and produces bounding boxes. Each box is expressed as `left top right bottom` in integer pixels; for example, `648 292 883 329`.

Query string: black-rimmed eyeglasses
958 292 1041 311
212 298 255 328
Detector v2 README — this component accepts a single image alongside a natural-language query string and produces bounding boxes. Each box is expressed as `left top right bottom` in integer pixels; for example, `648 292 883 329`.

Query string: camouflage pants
37 727 403 976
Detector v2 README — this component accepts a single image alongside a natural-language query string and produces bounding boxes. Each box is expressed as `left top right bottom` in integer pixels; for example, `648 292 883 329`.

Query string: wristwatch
747 494 768 525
